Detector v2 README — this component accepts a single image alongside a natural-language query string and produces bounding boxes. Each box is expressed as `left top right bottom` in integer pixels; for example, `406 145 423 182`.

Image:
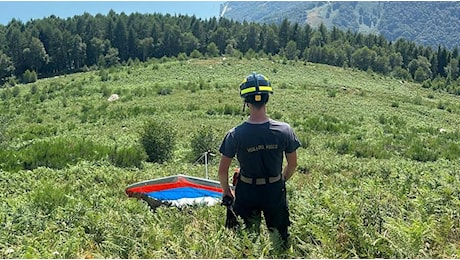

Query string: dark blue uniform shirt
219 119 301 178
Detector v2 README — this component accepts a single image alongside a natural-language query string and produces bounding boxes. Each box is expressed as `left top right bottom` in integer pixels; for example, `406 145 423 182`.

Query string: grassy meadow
1 57 460 258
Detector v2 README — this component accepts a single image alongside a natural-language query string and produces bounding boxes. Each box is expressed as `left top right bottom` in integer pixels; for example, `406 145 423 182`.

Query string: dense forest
0 10 459 95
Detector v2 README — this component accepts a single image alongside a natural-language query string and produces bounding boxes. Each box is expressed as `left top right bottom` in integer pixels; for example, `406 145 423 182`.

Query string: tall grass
1 57 460 258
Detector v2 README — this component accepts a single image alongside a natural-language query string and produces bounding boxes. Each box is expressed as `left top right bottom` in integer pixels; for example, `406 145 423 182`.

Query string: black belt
239 175 282 185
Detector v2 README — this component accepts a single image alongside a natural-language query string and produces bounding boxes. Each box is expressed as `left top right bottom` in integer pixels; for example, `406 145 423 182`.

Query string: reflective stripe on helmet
259 86 272 92
240 86 272 95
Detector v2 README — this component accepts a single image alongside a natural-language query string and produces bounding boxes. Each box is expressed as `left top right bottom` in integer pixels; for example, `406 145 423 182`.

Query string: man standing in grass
218 72 301 249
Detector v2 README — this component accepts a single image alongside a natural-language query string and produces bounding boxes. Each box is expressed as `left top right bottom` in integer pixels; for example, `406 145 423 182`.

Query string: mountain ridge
219 1 460 50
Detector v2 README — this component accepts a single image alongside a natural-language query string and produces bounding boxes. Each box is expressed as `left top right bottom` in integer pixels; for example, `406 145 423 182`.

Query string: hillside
220 1 460 50
1 57 460 258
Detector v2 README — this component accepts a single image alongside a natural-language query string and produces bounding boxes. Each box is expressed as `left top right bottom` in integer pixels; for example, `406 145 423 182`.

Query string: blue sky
0 1 224 25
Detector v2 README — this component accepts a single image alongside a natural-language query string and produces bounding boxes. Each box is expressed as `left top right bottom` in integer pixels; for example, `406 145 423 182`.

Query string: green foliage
414 67 430 82
0 135 147 171
0 116 7 148
207 42 219 57
392 67 412 81
30 181 70 215
222 2 460 50
327 88 337 98
19 137 109 170
0 5 459 102
405 138 438 162
157 87 172 95
1 58 460 258
22 70 37 84
296 132 310 149
207 104 243 116
140 120 177 163
190 49 203 59
99 69 110 81
301 115 350 134
177 52 187 61
109 145 147 168
189 125 219 163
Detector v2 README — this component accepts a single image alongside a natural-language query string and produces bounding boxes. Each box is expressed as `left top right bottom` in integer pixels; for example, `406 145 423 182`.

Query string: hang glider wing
126 174 223 210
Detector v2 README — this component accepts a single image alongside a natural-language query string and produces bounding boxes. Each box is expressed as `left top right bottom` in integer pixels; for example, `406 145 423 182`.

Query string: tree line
0 10 459 94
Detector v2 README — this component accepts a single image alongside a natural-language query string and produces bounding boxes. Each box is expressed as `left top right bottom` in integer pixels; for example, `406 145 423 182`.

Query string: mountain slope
1 57 460 258
219 1 460 49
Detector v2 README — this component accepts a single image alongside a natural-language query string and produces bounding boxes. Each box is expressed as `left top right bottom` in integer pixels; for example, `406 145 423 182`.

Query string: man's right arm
218 155 234 198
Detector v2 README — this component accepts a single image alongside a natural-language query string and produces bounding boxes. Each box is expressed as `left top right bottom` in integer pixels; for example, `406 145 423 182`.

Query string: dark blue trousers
233 178 290 244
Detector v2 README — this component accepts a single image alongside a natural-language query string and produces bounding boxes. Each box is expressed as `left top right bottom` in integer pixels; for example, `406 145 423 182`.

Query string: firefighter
218 72 301 249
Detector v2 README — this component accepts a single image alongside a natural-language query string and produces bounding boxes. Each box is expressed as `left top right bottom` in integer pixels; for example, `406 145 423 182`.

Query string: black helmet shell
239 73 273 98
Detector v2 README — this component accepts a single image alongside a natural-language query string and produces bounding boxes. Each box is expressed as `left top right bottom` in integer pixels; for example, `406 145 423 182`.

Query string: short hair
244 93 269 108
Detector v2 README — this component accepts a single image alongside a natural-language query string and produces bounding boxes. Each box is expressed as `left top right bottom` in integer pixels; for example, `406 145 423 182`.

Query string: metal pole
205 151 208 179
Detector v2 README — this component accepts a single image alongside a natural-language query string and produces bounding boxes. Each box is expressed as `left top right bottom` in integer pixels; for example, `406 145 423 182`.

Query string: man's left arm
282 151 297 181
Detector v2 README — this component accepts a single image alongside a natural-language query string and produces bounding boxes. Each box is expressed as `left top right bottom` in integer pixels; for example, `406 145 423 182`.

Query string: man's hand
222 187 234 200
221 194 239 229
221 194 234 206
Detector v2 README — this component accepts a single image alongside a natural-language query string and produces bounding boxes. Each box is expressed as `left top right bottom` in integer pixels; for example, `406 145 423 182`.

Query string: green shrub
297 132 310 149
421 79 431 89
336 139 352 155
157 87 172 95
332 137 389 159
12 86 20 97
1 87 11 100
177 52 187 61
151 62 160 70
353 141 386 159
190 49 202 59
109 145 147 168
210 104 242 116
30 182 70 215
140 120 176 163
222 104 238 115
405 139 438 162
392 67 411 81
442 142 460 160
270 110 283 120
20 137 109 170
100 85 111 97
0 116 7 148
327 88 337 97
190 125 219 163
22 70 37 84
198 77 210 90
186 103 200 111
437 101 446 110
378 114 405 128
413 95 423 105
30 84 38 95
99 69 110 81
0 150 23 171
303 115 350 133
